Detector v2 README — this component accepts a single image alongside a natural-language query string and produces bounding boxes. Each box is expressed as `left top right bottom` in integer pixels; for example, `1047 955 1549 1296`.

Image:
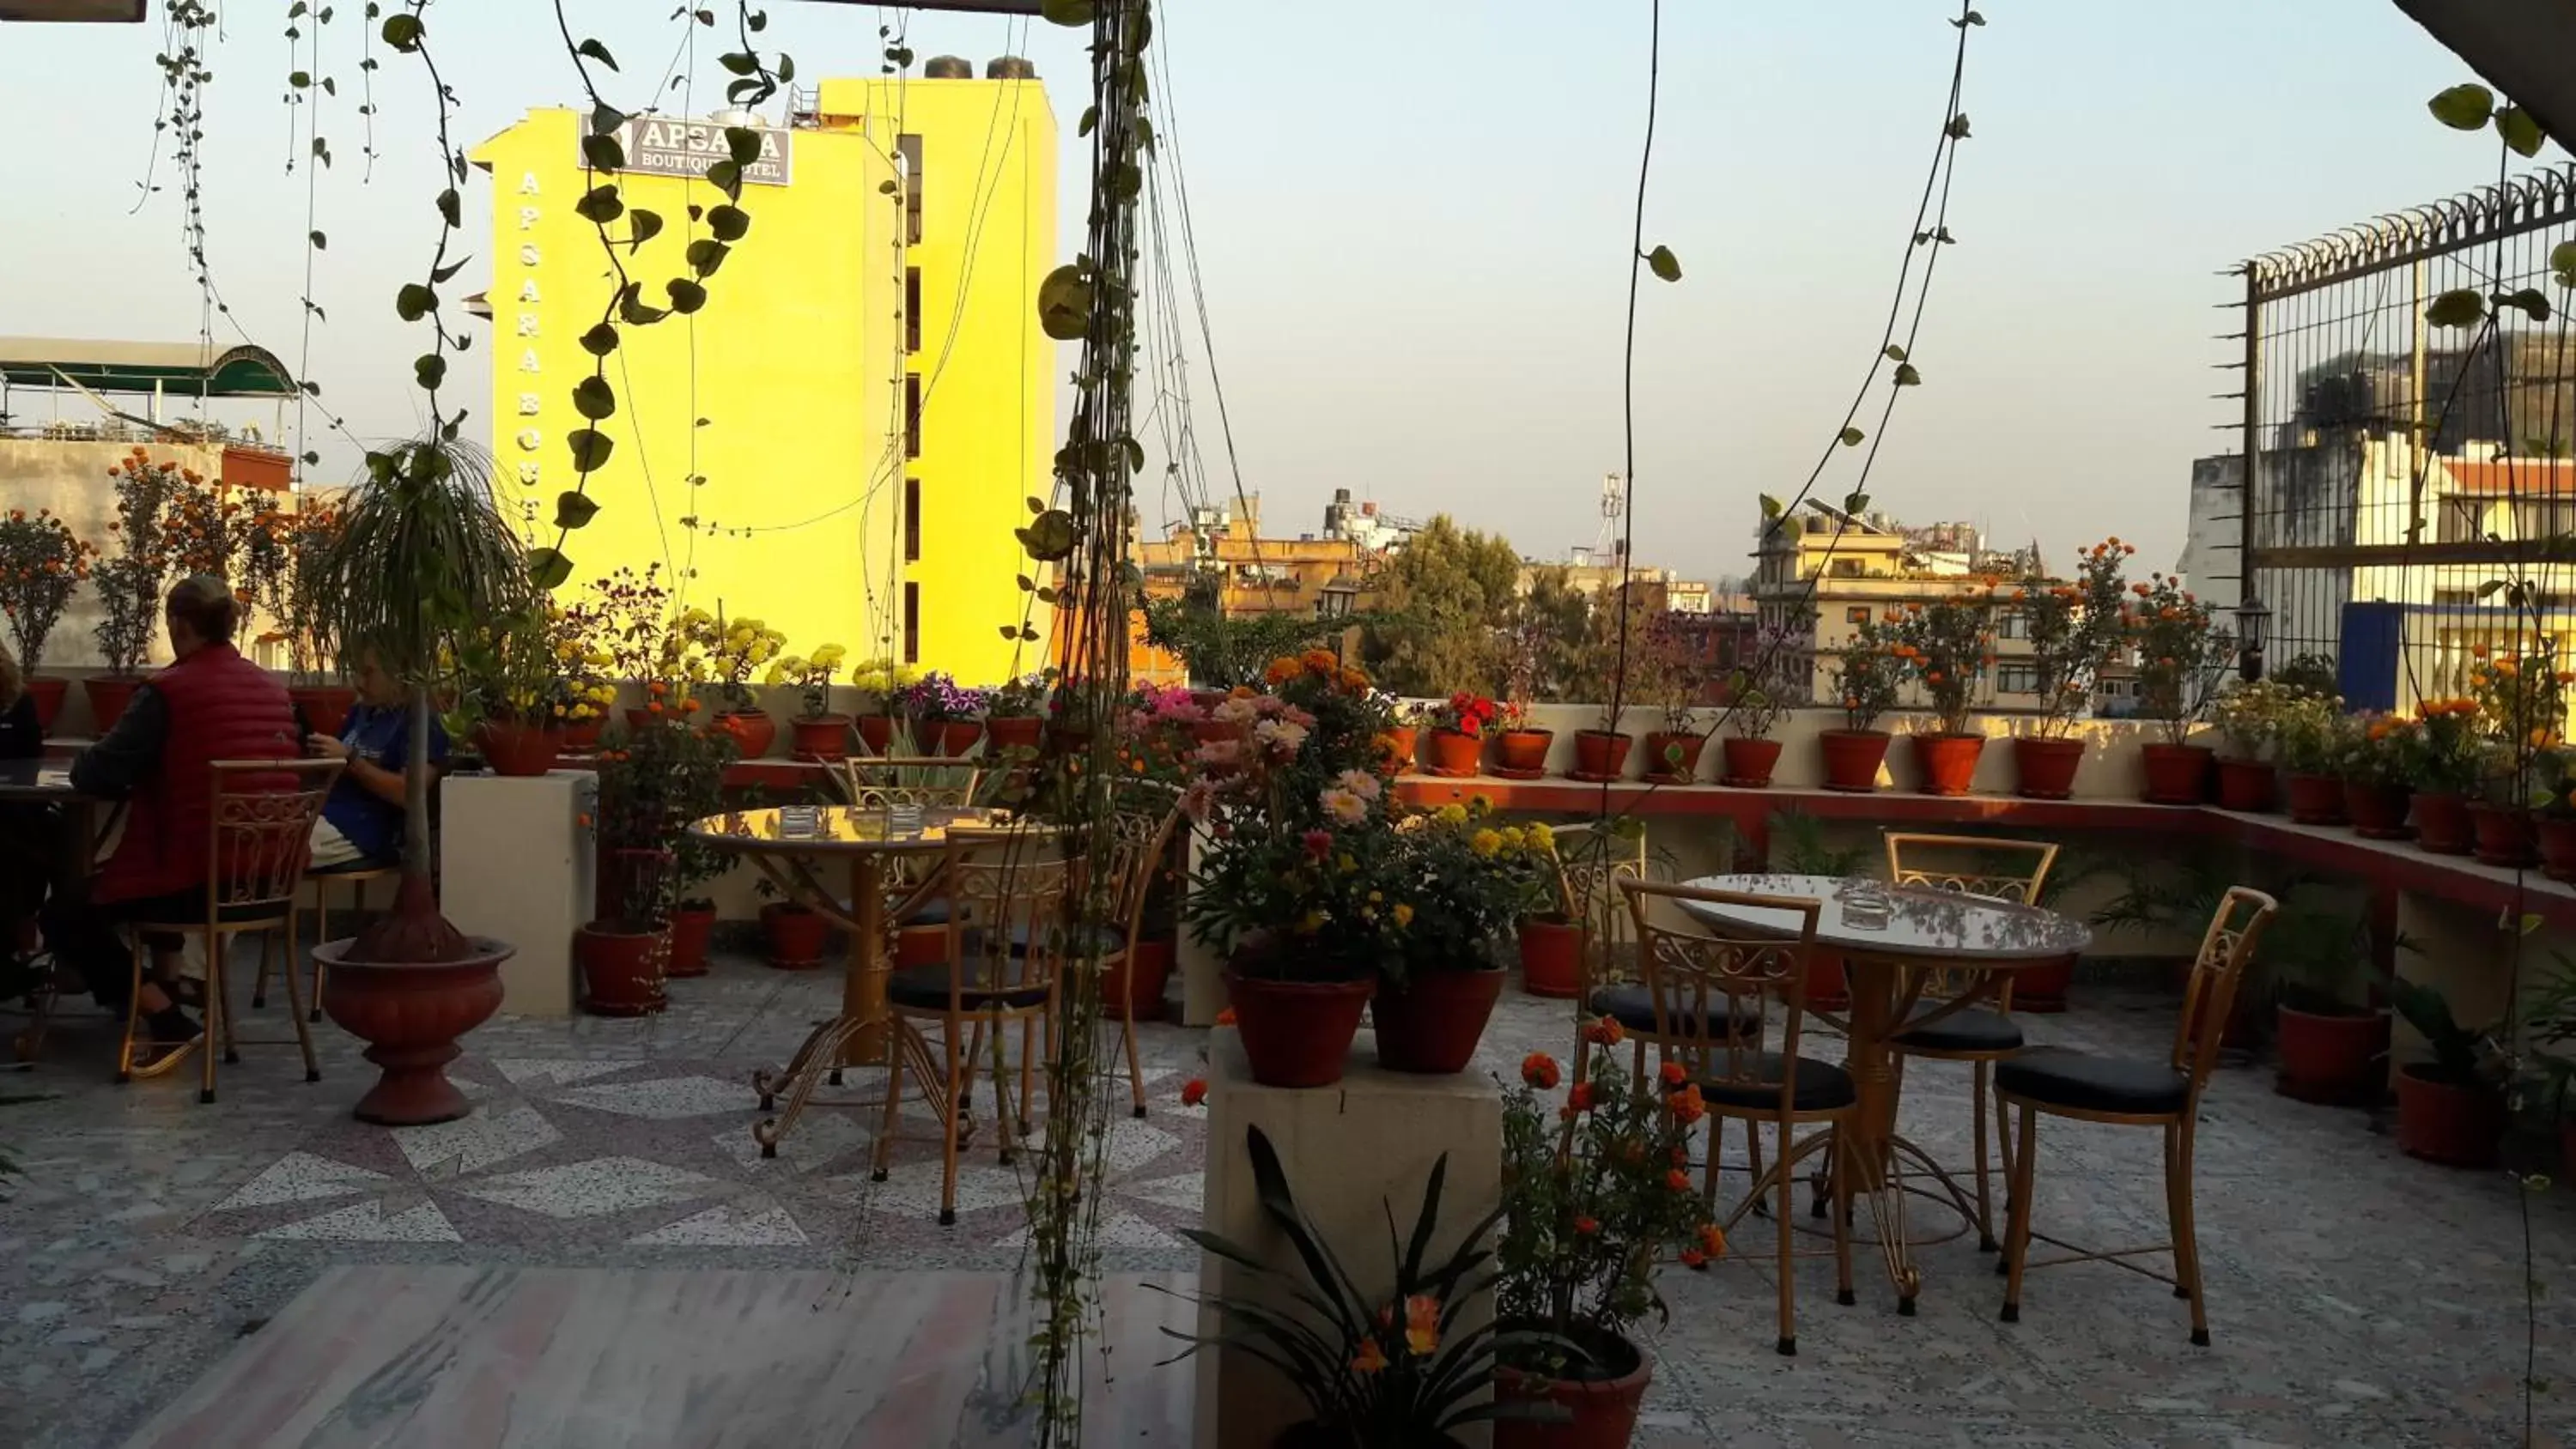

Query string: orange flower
1698 1222 1728 1258
1215 1006 1237 1026
1521 1052 1561 1089
1352 1338 1388 1374
1658 1059 1686 1087
1572 1215 1600 1235
1582 1016 1625 1047
1680 1246 1708 1269
1403 1294 1440 1356
1179 1077 1208 1107
1668 1083 1706 1125
1566 1082 1595 1113
1666 1167 1692 1192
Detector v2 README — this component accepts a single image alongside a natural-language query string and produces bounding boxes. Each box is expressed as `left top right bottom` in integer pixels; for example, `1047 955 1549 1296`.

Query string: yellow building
471 57 1055 683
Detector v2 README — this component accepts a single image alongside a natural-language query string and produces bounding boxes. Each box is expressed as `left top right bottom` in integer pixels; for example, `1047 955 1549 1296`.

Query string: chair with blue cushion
1998 885 2275 1347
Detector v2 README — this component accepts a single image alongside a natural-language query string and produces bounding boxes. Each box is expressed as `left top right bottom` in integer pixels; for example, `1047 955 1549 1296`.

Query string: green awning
0 338 297 397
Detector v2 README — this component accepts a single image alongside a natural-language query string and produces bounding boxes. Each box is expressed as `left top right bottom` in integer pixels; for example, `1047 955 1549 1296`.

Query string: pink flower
1255 718 1309 755
1179 781 1216 822
1195 738 1243 768
1252 694 1287 717
1212 696 1258 725
1334 767 1382 803
1303 828 1334 859
1320 786 1368 826
1283 705 1316 730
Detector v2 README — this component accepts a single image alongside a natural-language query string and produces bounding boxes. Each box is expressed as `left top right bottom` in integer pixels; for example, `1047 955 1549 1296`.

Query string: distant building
1125 494 1383 684
1321 488 1419 554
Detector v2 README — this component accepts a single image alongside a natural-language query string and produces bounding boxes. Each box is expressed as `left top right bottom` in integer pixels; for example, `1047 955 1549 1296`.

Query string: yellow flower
1392 903 1414 927
1296 909 1326 933
1336 852 1357 873
1525 822 1555 852
1470 829 1502 858
1435 803 1468 826
1499 826 1526 852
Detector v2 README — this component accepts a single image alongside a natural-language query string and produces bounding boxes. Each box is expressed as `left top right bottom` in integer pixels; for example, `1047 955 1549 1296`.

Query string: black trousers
39 889 200 1012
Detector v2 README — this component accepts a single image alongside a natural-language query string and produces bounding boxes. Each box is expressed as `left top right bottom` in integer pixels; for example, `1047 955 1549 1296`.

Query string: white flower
1320 786 1368 827
1255 718 1309 755
1212 695 1258 725
1334 767 1382 803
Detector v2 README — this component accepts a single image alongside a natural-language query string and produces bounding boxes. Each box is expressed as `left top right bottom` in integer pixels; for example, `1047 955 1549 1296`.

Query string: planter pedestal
1195 1029 1500 1449
437 772 596 1016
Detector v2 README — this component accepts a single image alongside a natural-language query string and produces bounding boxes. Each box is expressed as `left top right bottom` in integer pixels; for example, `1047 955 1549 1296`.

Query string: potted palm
309 436 535 1125
2208 678 2293 813
2409 696 2483 854
1885 587 1996 796
2127 574 2233 803
0 506 96 732
2268 901 2391 1104
770 643 852 761
1820 627 1899 792
2012 540 2126 798
2390 977 2508 1167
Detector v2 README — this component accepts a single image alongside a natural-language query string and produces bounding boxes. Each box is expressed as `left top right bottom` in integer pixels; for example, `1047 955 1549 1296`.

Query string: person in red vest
47 574 298 1069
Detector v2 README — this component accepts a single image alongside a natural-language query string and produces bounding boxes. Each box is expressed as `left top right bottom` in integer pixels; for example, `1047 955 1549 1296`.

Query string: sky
0 1 2565 586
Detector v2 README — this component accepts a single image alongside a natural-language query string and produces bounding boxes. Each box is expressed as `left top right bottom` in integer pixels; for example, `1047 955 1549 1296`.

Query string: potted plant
1566 597 1652 782
1885 586 1996 796
2267 901 2391 1104
2274 689 2347 825
85 448 188 732
246 498 358 737
2390 976 2508 1167
1767 809 1862 1009
684 612 785 759
586 566 690 731
2127 573 2233 803
1515 816 1629 1001
768 643 852 761
1183 651 1399 1087
1717 614 1805 788
2208 678 2291 813
1425 691 1498 778
1381 699 1425 776
1490 700 1552 780
982 670 1049 755
847 656 911 753
2466 649 2562 867
1820 626 1899 792
2410 696 2484 854
1371 800 1557 1073
453 606 574 778
2336 712 2419 840
308 435 533 1125
1492 613 1558 779
2011 541 2127 799
1495 1038 1719 1440
0 506 95 732
899 670 987 757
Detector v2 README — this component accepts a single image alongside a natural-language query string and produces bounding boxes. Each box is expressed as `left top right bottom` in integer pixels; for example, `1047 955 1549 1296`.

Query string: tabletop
0 757 81 801
1675 872 2092 962
685 805 1030 857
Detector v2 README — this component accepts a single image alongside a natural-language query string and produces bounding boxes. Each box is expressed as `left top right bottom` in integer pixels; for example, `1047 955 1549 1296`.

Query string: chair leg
2000 1102 2038 1321
868 1016 905 1183
1774 1118 1797 1357
958 1018 988 1114
1831 1125 1857 1309
215 935 240 1067
201 939 224 1105
1744 1116 1765 1216
939 1012 965 1225
251 928 273 1010
114 936 143 1084
283 920 319 1083
1015 1012 1039 1147
1971 1058 1996 1252
2166 1117 2210 1346
1121 997 1148 1119
1992 1063 2015 1222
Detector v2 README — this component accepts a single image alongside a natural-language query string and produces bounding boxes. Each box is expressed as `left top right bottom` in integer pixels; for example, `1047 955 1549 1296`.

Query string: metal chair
1095 788 1184 1119
1620 876 1855 1357
839 755 987 960
118 759 343 1103
253 859 397 1020
1998 886 2277 1346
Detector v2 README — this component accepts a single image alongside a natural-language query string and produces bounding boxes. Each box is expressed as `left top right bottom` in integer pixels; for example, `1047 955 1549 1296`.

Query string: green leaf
1106 161 1142 203
1844 491 1870 513
572 375 617 421
666 278 708 314
747 9 766 30
707 160 743 199
309 229 327 250
582 133 625 173
1893 361 1923 386
997 624 1019 641
1883 343 1907 362
707 203 750 241
1838 426 1865 446
2497 106 2546 157
576 37 618 71
430 256 469 284
2427 82 2495 130
289 70 312 88
1944 112 1971 139
878 179 898 194
2427 288 2487 328
554 490 600 530
719 51 756 75
685 238 731 276
1644 244 1681 282
627 208 663 246
575 184 624 223
394 283 435 321
566 428 615 472
579 322 620 357
2505 288 2553 321
591 102 627 138
379 11 421 51
527 548 574 590
726 126 762 167
413 354 446 390
617 289 670 326
2554 241 2576 275
1018 508 1078 561
1040 0 1094 24
1759 494 1785 521
435 188 460 227
1037 264 1093 341
1078 105 1098 137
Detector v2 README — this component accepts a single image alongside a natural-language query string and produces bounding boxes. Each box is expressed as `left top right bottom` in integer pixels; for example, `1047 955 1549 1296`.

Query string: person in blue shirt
302 656 447 868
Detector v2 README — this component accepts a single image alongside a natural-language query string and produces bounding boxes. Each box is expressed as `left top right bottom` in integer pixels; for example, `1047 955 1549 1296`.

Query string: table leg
841 856 888 1067
1836 955 1923 1307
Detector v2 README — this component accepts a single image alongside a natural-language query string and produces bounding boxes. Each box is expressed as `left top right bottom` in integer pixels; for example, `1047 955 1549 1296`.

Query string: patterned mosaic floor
3 949 2573 1446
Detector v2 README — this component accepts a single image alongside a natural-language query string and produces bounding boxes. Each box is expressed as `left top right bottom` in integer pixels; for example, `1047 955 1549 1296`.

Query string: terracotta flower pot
1911 731 1984 797
665 901 717 978
2274 1004 2390 1105
1641 731 1704 784
2138 743 2213 804
790 713 853 762
25 676 68 735
2283 772 2346 825
1806 949 1850 1012
2470 803 2538 867
82 676 144 736
2215 757 2276 813
288 683 358 739
1568 730 1632 782
2013 952 2077 1014
2395 1064 2505 1167
2413 791 2474 855
935 718 985 757
1721 736 1783 788
1493 1325 1652 1449
577 922 668 1017
313 937 511 1125
1224 967 1376 1088
985 714 1044 754
560 715 607 753
476 718 562 778
1517 915 1585 998
856 714 896 753
2539 815 2576 881
1103 935 1174 1021
2343 780 2412 840
1380 724 1419 775
1426 728 1484 778
760 901 830 970
2012 737 2084 800
714 708 776 759
1370 966 1505 1075
1818 729 1889 792
1493 728 1553 779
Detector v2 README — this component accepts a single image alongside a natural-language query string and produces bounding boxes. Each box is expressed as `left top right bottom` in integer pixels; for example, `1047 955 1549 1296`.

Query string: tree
1360 516 1522 697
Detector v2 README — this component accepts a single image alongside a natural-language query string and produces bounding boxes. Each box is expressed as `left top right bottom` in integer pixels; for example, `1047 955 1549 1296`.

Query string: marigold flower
1215 1006 1237 1026
1582 1016 1625 1046
1698 1222 1727 1257
1680 1246 1708 1269
1668 1083 1707 1125
1658 1059 1687 1087
1521 1052 1561 1089
1352 1338 1388 1373
1403 1294 1440 1356
1567 1082 1595 1113
1179 1078 1208 1107
1572 1215 1600 1235
1666 1167 1692 1192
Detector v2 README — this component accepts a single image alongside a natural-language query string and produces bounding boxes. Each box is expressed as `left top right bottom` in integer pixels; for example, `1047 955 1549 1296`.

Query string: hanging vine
150 0 222 355
379 1 471 438
283 0 341 480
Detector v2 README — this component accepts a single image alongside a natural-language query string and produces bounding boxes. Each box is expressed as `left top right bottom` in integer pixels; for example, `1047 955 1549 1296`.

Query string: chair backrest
1552 821 1654 987
1619 877 1822 1113
207 758 343 916
2172 885 2279 1087
1100 787 1184 949
838 755 985 812
1884 832 2059 905
939 834 1072 1003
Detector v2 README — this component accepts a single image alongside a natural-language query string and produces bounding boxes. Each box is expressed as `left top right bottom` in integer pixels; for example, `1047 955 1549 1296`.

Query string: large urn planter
476 718 562 778
1493 1325 1652 1449
856 714 897 754
82 676 145 736
2274 1004 2389 1104
789 713 853 761
1517 914 1585 998
314 937 510 1125
2283 772 2346 826
2470 803 2538 867
714 708 777 760
1568 730 1632 783
26 676 68 734
576 921 668 1016
1425 728 1484 778
2343 781 2412 840
2538 815 2576 881
1720 736 1783 788
2395 1064 2506 1167
2215 758 2276 813
1370 966 1504 1074
2012 737 2083 800
2013 952 2077 1014
1818 729 1890 792
1641 731 1704 784
288 683 358 739
2413 791 2474 855
665 901 717 978
1492 728 1553 779
1224 967 1376 1088
760 900 830 969
1911 732 1984 797
2138 743 2213 804
934 718 985 758
1104 934 1175 1022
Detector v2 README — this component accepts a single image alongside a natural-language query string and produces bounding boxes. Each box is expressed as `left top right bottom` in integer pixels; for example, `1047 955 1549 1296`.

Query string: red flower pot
2344 780 2412 840
2274 1004 2389 1104
560 715 607 753
856 714 896 753
665 902 717 978
1370 966 1504 1075
2013 952 2077 1014
985 714 1044 755
1911 731 1984 797
2012 736 2084 800
787 713 852 761
1224 968 1375 1088
1641 731 1704 784
577 921 668 1017
714 708 776 759
1720 736 1783 788
1518 915 1585 998
476 719 562 778
2414 791 2474 855
2540 815 2576 881
760 901 830 970
1103 935 1174 1021
1818 729 1890 792
2283 772 2346 826
1426 728 1484 778
25 676 68 735
2396 1064 2506 1167
2138 743 2213 804
1493 728 1553 779
1568 730 1632 782
313 937 511 1126
2215 757 2277 813
1380 724 1419 775
82 676 144 736
1806 949 1850 1012
287 684 358 739
935 718 985 757
1494 1325 1652 1449
2470 803 2538 867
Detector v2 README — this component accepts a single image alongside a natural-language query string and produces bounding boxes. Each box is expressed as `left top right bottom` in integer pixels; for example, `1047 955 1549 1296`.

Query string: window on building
1996 664 2040 695
905 373 921 459
1996 613 2029 640
1831 559 1866 578
904 266 921 354
1844 606 1870 626
903 476 920 561
896 134 923 246
903 582 920 664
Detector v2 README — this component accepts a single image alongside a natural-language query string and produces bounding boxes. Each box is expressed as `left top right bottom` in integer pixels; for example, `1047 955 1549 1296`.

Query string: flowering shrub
2412 695 2487 796
1831 625 1903 733
763 642 848 719
2208 677 2301 762
847 656 914 711
92 449 186 676
1427 690 1498 738
686 614 785 711
896 670 986 723
985 670 1050 718
2124 574 2235 746
2466 647 2567 748
2337 712 2424 788
456 605 612 725
0 508 94 674
2018 538 2132 737
2272 689 2344 775
1882 587 1996 736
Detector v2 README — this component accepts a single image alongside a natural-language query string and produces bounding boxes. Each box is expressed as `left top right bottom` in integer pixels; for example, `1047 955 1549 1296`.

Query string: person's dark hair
165 573 242 643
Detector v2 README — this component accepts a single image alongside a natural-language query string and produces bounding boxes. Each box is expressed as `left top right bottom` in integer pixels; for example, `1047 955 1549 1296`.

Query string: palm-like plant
313 435 538 961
